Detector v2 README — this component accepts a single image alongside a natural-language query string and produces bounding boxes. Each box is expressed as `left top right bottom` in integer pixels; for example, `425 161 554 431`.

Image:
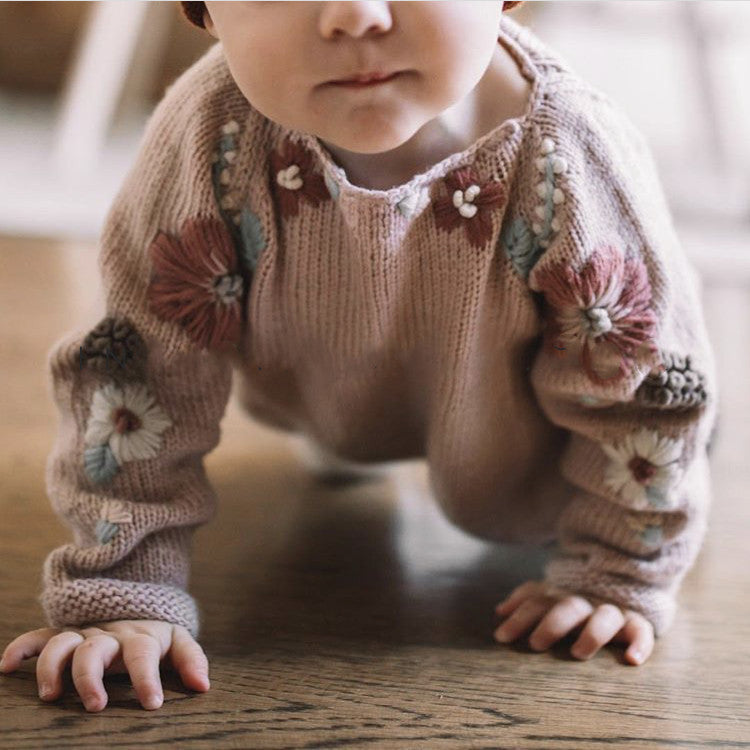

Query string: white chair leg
51 0 150 184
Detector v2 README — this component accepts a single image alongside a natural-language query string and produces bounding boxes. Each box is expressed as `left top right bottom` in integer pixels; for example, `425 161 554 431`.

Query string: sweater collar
272 15 542 209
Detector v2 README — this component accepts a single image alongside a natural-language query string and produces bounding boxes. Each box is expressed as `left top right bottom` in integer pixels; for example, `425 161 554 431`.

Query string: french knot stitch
452 184 482 218
276 164 304 191
78 315 148 381
635 350 708 410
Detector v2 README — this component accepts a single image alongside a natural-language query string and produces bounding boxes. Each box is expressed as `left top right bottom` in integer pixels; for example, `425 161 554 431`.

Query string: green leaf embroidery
95 519 121 544
238 208 267 273
83 444 119 484
502 216 538 278
641 525 663 546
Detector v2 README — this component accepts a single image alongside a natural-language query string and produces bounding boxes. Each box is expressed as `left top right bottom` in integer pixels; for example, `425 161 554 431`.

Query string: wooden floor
0 233 748 749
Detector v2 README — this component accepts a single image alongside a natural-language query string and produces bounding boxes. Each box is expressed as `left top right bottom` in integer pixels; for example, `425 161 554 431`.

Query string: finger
70 633 121 712
570 604 626 660
35 631 86 701
619 614 655 666
1 629 59 672
169 625 210 692
121 633 165 710
495 580 543 615
494 597 550 643
528 595 594 651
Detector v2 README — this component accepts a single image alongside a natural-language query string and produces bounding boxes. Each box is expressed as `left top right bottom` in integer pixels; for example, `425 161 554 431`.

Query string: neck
318 39 531 191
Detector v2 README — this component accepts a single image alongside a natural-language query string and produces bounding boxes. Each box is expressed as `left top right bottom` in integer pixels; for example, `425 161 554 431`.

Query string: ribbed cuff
38 578 200 639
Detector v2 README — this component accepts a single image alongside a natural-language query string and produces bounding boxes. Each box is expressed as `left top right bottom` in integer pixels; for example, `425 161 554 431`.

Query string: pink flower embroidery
147 216 244 351
270 136 331 219
533 244 659 384
432 166 506 249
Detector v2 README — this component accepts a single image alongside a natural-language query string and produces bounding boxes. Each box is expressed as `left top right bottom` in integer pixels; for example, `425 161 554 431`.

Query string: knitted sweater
39 16 718 641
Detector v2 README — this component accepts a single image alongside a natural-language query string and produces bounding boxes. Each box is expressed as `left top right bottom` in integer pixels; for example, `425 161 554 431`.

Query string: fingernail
145 693 163 710
494 628 510 643
85 693 103 711
630 650 642 663
39 683 52 698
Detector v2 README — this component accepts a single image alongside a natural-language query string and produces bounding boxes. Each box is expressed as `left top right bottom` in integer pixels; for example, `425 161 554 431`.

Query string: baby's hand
493 580 654 665
0 620 210 712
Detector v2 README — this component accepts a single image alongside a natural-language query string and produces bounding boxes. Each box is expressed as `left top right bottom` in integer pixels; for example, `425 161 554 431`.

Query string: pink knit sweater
39 17 718 640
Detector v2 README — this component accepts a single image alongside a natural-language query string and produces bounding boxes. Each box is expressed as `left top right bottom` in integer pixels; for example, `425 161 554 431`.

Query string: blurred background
0 0 749 278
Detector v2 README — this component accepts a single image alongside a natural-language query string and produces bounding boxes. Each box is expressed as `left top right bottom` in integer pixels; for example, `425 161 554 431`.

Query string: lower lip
330 72 401 88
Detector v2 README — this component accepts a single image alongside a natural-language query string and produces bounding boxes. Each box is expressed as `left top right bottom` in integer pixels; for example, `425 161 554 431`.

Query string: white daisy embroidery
84 382 173 464
601 427 683 508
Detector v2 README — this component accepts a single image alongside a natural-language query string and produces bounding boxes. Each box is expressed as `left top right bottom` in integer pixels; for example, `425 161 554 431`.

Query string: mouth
329 71 403 87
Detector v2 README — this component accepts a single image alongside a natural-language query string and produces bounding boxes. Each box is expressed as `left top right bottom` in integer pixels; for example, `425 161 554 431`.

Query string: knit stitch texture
39 16 719 640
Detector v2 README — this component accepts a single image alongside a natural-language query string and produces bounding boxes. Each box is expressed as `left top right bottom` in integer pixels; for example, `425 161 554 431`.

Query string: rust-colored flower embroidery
533 244 659 384
270 136 331 219
432 166 506 249
146 216 244 351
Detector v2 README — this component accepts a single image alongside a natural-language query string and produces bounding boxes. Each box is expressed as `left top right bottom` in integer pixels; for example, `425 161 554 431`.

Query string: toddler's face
203 1 505 154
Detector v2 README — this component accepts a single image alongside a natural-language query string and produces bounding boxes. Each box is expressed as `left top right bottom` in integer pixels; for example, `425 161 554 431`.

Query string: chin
320 124 418 155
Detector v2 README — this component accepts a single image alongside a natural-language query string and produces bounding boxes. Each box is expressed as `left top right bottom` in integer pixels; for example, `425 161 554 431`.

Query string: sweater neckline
286 15 543 205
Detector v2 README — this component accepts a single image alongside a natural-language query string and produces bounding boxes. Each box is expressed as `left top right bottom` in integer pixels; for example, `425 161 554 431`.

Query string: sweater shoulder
126 43 267 175
105 42 269 236
152 42 253 139
532 67 656 195
513 65 679 278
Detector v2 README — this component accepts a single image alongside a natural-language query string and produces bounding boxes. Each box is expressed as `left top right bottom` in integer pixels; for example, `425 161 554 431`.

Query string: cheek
224 45 295 118
412 12 499 96
425 45 486 106
442 20 498 68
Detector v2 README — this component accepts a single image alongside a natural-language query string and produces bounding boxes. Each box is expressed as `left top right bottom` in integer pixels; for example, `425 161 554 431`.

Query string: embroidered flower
83 382 173 484
635 350 708 410
531 137 566 248
432 166 506 249
95 499 133 544
78 315 147 381
502 136 566 278
601 427 684 509
209 119 268 281
270 136 331 219
147 217 245 351
533 243 659 384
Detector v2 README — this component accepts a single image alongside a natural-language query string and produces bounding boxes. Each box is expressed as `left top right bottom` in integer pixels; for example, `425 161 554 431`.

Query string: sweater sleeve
37 51 253 640
505 98 720 637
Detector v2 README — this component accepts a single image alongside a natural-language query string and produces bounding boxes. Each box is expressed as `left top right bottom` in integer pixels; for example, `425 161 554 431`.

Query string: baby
0 1 719 713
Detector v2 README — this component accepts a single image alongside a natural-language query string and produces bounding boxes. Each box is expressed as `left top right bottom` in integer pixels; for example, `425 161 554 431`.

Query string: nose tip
319 1 393 39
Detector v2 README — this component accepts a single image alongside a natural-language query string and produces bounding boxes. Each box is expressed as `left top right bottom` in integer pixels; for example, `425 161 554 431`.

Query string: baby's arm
496 111 718 662
1 54 249 710
38 99 238 643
